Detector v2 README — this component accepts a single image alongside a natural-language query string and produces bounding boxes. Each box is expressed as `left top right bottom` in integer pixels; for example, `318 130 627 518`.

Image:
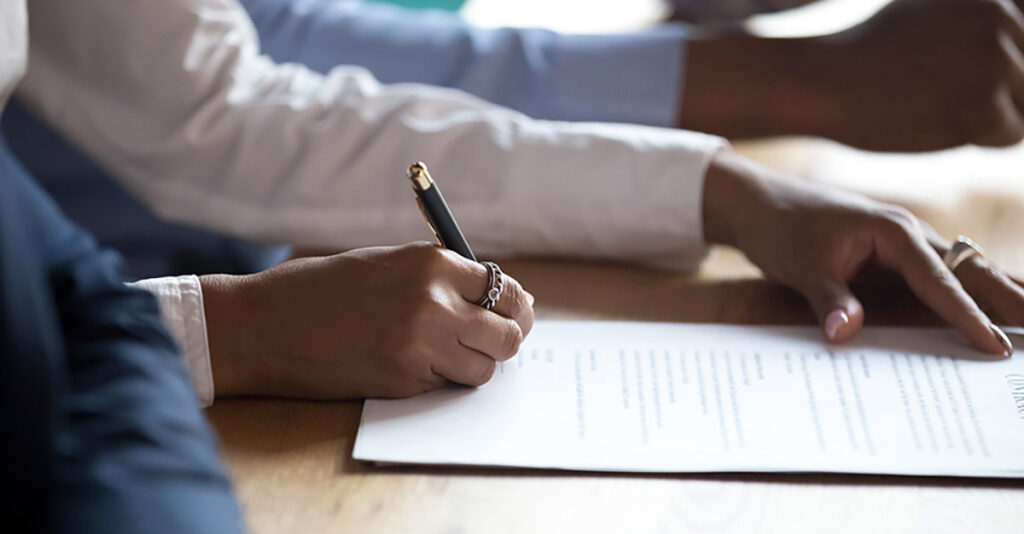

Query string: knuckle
928 261 963 292
471 360 497 387
977 259 1006 283
930 262 955 284
503 276 528 311
874 206 920 238
880 205 916 225
392 243 448 288
518 304 536 336
397 240 440 265
405 240 446 264
403 240 438 251
502 277 535 333
420 246 449 272
501 321 525 358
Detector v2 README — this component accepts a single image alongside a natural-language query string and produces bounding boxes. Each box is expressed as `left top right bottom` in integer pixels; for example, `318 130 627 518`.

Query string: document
354 322 1024 477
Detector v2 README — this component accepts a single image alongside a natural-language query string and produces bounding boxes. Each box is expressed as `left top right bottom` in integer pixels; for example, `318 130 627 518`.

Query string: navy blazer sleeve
0 141 244 534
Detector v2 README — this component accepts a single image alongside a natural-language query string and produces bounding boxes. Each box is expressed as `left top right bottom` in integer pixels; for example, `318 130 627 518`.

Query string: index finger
877 227 1010 355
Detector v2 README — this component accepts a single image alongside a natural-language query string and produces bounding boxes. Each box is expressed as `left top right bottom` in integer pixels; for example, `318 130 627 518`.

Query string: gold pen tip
407 161 433 191
407 161 427 177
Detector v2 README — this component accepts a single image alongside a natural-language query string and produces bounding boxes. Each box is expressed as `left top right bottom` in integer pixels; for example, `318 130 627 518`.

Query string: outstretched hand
704 151 1021 356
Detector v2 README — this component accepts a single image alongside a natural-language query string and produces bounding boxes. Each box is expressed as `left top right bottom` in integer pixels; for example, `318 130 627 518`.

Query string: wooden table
208 138 1024 532
206 0 1024 528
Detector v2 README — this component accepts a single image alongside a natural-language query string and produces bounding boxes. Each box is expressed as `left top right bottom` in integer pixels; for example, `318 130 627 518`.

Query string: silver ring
476 261 504 310
943 235 985 273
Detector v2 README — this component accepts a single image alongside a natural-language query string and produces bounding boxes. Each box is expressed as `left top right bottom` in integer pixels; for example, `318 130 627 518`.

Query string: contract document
354 322 1024 477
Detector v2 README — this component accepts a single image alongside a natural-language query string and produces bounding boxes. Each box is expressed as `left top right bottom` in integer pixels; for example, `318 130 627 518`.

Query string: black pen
406 162 477 261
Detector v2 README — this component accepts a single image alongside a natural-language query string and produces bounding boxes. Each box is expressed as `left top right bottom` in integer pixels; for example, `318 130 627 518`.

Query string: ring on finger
943 235 985 273
476 261 504 310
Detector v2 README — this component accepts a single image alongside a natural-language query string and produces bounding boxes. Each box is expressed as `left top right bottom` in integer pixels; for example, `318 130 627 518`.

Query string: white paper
354 322 1024 477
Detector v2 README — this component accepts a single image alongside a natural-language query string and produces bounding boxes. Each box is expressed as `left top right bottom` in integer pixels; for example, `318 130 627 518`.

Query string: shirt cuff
129 275 215 407
627 132 727 271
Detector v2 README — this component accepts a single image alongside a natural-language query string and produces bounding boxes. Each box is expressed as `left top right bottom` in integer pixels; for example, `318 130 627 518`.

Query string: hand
704 151 1022 355
200 242 535 399
682 0 1024 151
818 0 1024 150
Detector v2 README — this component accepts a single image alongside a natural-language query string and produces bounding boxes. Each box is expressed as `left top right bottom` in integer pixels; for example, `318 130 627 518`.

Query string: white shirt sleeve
130 276 215 407
18 0 726 272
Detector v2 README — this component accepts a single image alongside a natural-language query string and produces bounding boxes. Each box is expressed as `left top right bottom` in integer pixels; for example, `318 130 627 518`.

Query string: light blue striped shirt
241 0 688 127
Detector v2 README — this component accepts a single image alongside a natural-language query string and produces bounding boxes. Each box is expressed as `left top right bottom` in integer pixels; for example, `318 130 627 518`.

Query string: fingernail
825 309 849 341
989 323 1014 358
525 292 535 307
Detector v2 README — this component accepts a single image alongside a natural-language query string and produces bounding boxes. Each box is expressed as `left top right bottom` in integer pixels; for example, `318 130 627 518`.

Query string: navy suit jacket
0 140 243 533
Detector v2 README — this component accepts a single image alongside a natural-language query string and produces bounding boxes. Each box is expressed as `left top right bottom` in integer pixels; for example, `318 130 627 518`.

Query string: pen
406 162 477 262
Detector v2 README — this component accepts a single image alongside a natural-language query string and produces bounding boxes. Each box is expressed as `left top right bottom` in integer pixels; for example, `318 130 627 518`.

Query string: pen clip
415 196 444 247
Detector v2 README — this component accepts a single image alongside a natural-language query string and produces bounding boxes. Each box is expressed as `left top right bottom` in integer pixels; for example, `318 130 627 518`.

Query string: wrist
680 31 842 139
201 273 261 397
702 150 774 249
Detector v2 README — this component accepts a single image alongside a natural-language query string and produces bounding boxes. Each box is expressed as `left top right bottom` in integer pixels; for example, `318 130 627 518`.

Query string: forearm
199 273 255 399
680 28 842 140
129 273 254 403
21 0 724 270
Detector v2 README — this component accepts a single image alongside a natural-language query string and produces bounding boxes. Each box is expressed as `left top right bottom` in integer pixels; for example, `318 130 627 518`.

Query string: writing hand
201 242 535 399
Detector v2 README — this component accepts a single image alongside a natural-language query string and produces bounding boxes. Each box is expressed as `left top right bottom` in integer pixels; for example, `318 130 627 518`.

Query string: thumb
797 277 865 343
